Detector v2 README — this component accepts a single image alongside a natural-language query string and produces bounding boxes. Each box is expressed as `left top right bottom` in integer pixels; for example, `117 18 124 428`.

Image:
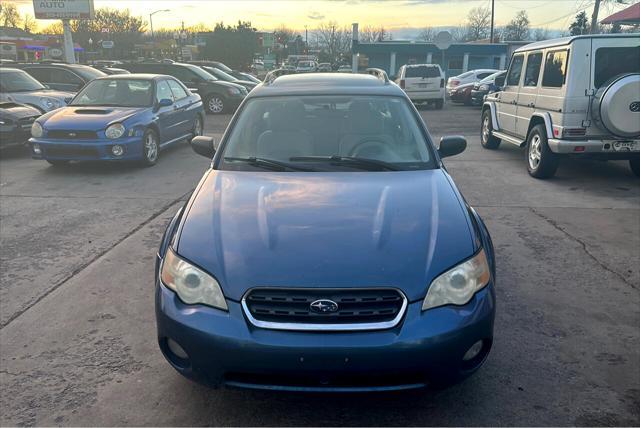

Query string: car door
166 79 193 138
516 51 543 138
154 79 182 143
23 67 53 88
495 54 524 134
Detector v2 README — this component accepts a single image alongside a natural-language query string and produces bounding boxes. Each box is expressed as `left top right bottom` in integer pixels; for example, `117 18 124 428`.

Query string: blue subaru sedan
156 73 496 391
29 74 204 166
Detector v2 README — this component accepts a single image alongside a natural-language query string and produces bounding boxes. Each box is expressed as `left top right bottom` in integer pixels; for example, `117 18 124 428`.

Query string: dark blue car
29 74 204 166
156 73 496 391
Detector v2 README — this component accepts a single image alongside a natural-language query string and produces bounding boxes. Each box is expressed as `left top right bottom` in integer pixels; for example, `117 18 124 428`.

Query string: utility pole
490 0 495 43
590 0 601 34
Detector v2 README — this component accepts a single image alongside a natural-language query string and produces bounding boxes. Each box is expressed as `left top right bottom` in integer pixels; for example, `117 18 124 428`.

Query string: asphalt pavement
1 103 638 426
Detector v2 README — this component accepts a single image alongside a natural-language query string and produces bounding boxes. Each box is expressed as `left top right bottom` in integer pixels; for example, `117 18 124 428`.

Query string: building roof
601 3 640 25
353 40 507 55
0 26 34 40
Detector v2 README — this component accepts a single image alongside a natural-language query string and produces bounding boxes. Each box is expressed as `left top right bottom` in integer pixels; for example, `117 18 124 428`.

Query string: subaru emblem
310 299 339 314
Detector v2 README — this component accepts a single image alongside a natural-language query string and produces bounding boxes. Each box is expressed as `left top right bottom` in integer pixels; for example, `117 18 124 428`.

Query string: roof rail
365 68 389 83
263 68 293 84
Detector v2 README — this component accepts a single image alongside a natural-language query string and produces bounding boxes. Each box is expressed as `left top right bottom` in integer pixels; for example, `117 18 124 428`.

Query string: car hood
176 169 475 302
40 106 145 130
6 89 73 102
0 102 41 119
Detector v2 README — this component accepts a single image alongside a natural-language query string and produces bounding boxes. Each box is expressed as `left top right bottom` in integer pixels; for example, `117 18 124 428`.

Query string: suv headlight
227 87 241 96
479 84 489 91
160 248 228 311
422 249 490 311
31 121 43 138
105 123 125 139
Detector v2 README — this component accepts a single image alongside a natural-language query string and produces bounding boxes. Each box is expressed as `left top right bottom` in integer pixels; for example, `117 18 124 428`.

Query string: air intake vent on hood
74 109 109 115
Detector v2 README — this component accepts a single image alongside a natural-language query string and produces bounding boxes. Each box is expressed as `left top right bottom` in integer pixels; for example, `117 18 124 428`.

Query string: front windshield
220 95 434 172
70 78 153 107
0 70 46 92
184 64 217 81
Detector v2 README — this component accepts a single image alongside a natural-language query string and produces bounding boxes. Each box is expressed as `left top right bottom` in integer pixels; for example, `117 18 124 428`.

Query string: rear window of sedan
71 79 154 107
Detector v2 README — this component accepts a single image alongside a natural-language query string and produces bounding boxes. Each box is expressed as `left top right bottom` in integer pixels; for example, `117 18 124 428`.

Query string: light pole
150 9 170 40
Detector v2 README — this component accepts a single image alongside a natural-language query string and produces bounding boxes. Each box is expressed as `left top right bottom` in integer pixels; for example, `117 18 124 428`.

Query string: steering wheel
348 138 396 160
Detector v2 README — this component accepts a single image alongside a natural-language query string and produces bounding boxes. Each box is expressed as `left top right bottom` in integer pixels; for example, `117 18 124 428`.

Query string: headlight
227 87 241 96
160 248 228 311
422 249 490 311
105 123 125 139
31 121 43 138
40 97 59 110
479 84 489 91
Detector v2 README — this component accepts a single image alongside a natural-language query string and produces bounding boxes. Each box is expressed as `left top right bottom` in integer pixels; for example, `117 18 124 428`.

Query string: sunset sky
10 0 630 33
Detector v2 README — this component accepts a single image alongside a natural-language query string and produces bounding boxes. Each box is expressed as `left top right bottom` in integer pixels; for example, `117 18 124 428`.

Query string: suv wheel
480 110 500 149
526 124 559 179
206 96 225 114
629 159 640 177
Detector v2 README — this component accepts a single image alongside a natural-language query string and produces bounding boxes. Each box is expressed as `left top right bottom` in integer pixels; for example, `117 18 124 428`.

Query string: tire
46 159 69 166
526 124 559 179
141 128 159 166
205 95 225 115
630 159 640 177
480 110 501 149
435 99 444 110
191 115 204 141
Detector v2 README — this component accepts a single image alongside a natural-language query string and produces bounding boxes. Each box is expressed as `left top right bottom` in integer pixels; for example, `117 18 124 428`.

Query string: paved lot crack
530 207 638 290
0 190 193 330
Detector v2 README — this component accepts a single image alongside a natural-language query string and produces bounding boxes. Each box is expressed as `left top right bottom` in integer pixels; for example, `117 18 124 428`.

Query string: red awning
601 3 640 25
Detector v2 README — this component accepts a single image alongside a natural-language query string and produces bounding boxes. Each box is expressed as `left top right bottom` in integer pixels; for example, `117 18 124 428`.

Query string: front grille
47 130 98 140
44 145 98 158
243 288 406 331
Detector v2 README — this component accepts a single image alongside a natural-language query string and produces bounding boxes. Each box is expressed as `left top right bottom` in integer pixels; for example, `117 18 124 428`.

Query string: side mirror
158 98 173 107
494 75 506 87
438 135 467 158
191 136 216 158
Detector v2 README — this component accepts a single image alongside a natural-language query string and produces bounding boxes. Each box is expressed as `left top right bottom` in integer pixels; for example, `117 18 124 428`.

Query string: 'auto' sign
33 0 95 20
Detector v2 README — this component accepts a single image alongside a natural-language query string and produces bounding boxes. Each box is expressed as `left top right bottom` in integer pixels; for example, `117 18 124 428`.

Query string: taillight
563 127 587 137
440 78 444 88
400 79 405 89
450 79 459 87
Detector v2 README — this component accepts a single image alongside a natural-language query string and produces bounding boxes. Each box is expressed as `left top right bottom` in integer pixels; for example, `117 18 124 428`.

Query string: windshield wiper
289 155 400 171
224 157 315 172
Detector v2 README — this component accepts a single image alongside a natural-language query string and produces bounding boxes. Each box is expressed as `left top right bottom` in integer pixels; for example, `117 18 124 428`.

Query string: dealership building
351 24 514 78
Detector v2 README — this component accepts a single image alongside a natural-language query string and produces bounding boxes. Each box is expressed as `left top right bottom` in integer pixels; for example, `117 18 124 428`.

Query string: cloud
307 11 326 20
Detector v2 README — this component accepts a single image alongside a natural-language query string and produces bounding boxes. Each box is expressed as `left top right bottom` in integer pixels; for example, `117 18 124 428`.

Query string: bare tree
418 26 435 42
0 3 21 27
450 26 469 42
466 6 491 41
22 14 37 33
533 27 550 41
359 25 389 42
503 10 530 41
316 21 351 62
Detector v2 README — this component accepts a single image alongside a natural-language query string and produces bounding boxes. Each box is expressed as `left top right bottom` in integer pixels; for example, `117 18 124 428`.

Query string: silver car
0 68 73 113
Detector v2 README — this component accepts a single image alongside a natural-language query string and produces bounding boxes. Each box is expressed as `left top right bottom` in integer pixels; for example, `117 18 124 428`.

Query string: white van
396 64 445 109
481 34 640 178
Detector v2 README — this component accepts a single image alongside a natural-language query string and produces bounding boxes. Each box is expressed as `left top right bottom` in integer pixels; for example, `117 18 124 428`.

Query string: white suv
396 64 445 109
481 34 640 178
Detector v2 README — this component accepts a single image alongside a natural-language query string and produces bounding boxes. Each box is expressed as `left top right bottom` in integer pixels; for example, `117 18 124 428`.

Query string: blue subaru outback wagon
156 72 496 391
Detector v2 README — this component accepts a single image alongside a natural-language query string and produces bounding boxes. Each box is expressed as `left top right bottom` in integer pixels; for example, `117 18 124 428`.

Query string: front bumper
548 137 640 158
156 279 496 391
29 135 146 161
0 129 31 147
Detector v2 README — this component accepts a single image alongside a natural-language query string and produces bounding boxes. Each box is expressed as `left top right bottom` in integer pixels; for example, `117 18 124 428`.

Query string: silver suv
481 34 639 178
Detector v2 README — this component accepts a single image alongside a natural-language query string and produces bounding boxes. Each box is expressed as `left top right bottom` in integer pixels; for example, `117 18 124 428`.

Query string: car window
24 67 51 83
51 69 83 85
506 54 524 86
542 50 568 88
457 71 474 79
156 80 173 103
71 78 153 107
523 52 543 87
594 45 640 88
220 95 435 172
0 70 46 92
476 72 493 80
168 66 198 83
405 66 440 78
167 79 188 100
